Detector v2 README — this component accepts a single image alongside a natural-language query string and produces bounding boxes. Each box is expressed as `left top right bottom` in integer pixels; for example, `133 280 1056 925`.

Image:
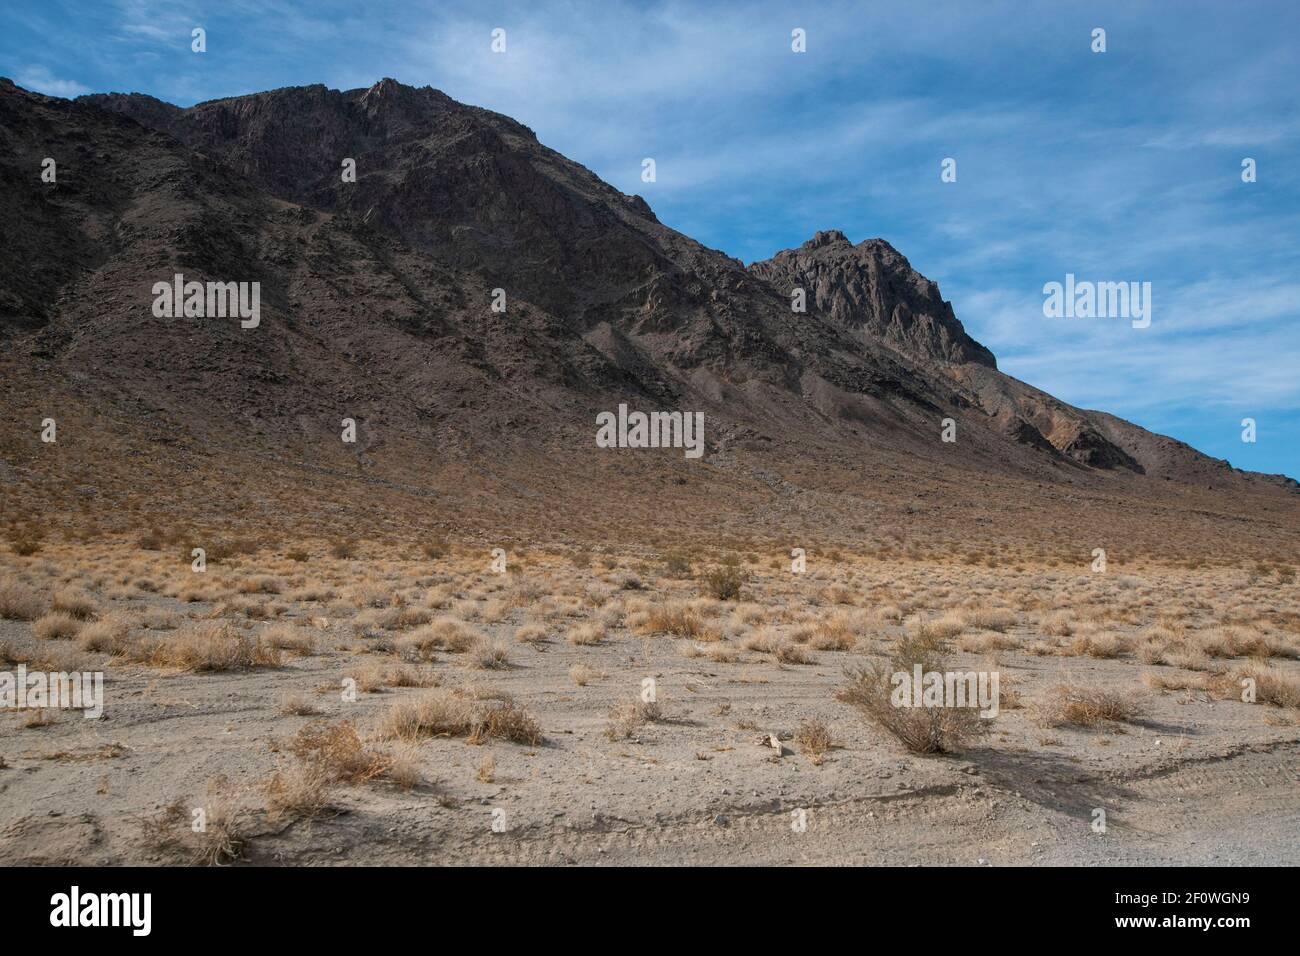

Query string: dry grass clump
32 611 83 641
957 631 1017 654
837 632 987 754
262 764 332 823
141 778 250 865
1166 649 1215 672
1196 627 1293 660
963 608 1016 632
740 628 779 653
259 623 315 656
376 691 542 745
1036 684 1144 728
514 623 549 645
605 698 666 741
277 691 322 716
810 613 860 651
50 588 98 620
466 639 511 670
682 641 741 663
821 584 856 605
909 612 966 643
0 578 45 621
775 641 815 665
77 613 135 653
191 778 250 866
1067 632 1129 659
377 691 475 740
398 617 483 659
287 720 397 784
634 603 720 641
569 663 604 686
137 623 282 671
1041 612 1074 637
1236 664 1300 708
794 718 833 765
238 575 283 595
566 622 607 646
471 698 544 746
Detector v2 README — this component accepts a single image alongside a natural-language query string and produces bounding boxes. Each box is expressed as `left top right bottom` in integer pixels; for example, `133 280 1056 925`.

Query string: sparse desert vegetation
0 532 1297 865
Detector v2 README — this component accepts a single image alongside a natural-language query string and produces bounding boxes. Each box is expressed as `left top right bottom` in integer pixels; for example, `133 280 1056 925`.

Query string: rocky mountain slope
0 77 1293 553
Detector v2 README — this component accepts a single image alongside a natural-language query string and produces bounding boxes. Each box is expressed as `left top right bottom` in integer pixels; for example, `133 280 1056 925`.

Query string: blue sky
4 0 1298 478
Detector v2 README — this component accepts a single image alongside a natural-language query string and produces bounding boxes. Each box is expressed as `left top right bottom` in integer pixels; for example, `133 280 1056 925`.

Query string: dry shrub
775 641 815 665
794 719 833 765
964 608 1016 632
680 641 728 662
32 611 83 641
399 618 482 659
138 623 282 671
378 692 476 740
837 632 987 754
1197 627 1292 660
605 698 665 741
1236 664 1300 708
1068 633 1128 659
514 623 549 645
330 539 358 559
49 588 97 620
466 639 511 670
0 578 45 621
238 575 283 596
191 777 249 866
569 663 604 686
472 698 544 746
1036 684 1144 727
260 624 315 656
700 566 744 601
810 614 859 651
347 661 436 693
661 552 692 577
9 529 43 556
821 584 856 605
262 764 331 823
566 622 607 646
958 631 1017 654
910 612 966 642
637 604 720 640
77 613 135 654
288 720 392 784
277 691 322 716
376 691 542 746
1041 612 1074 637
740 629 779 653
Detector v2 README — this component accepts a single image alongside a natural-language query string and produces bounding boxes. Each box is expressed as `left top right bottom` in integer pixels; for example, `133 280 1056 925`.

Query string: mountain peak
805 229 852 249
750 232 996 368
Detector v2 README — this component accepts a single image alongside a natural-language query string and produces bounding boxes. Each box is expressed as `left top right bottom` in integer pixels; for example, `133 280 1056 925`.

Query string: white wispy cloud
14 65 90 97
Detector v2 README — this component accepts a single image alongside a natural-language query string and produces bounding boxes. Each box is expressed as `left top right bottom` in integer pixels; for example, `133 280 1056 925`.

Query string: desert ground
1 531 1296 865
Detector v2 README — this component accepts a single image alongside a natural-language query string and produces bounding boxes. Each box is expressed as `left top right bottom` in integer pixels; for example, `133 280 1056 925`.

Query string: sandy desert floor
1 536 1297 865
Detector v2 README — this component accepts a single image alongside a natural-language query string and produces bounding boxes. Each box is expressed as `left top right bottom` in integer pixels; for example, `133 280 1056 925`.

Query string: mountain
0 77 1294 558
